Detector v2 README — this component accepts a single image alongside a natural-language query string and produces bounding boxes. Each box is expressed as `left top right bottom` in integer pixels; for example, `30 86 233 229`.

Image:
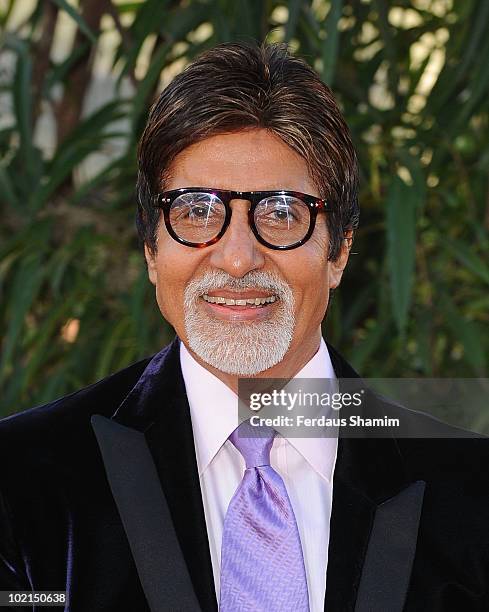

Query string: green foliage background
1 0 488 416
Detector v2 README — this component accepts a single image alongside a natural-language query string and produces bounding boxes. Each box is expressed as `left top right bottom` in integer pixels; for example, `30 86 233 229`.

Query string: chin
185 316 294 377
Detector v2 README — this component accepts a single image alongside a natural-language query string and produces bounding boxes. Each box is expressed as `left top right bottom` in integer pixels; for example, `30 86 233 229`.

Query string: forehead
164 128 319 195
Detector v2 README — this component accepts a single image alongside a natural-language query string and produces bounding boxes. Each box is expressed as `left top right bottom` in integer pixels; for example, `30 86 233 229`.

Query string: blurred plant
0 0 488 415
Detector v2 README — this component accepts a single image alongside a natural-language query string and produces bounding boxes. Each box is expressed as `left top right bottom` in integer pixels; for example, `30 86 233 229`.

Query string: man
1 42 488 612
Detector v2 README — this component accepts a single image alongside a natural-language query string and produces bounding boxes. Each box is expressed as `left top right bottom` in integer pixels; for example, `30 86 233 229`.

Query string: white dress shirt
180 339 338 612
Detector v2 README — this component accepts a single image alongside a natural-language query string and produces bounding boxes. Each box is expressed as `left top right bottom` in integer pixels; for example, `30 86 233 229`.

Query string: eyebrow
166 186 314 193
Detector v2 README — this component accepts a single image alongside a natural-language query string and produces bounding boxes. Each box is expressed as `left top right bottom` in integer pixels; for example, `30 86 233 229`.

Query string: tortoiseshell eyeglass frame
153 187 328 250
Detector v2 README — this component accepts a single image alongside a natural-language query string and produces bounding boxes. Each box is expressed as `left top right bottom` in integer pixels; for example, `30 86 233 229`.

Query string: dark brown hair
136 41 359 260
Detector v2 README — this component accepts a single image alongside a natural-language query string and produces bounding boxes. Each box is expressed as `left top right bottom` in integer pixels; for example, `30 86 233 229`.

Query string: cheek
151 254 180 317
300 235 330 283
308 217 330 257
152 246 207 324
297 250 331 319
153 273 171 320
278 247 329 312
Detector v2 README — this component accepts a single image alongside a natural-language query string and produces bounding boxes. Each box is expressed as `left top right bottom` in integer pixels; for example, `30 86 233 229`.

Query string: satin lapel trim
108 337 217 612
354 480 426 612
91 415 201 612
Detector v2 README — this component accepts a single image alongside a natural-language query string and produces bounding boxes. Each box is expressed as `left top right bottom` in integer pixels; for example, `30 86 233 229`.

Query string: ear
144 244 158 285
328 229 353 289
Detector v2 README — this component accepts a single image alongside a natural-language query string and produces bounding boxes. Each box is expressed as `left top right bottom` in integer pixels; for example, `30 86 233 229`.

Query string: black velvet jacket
1 337 488 611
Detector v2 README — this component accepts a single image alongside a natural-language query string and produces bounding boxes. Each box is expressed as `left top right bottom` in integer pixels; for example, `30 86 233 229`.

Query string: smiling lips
202 294 277 306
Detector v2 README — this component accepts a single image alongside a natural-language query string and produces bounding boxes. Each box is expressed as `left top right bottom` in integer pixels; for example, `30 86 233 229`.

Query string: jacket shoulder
370 392 489 484
0 356 152 456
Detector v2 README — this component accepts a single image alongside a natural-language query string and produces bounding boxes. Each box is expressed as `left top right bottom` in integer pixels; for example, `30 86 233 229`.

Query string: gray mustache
187 271 291 296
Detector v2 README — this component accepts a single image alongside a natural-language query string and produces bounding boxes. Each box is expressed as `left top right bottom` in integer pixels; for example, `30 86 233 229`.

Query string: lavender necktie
219 420 310 611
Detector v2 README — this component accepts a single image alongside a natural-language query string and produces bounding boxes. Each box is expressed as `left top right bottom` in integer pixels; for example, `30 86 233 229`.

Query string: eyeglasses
154 187 328 250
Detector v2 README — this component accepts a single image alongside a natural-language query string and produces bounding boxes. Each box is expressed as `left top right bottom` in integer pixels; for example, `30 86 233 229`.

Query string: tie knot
229 420 275 469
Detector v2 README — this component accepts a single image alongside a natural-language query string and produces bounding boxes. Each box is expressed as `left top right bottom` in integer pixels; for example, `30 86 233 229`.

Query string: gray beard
183 270 295 375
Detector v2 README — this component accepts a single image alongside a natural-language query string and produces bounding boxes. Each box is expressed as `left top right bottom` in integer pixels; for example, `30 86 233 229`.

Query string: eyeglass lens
168 191 311 247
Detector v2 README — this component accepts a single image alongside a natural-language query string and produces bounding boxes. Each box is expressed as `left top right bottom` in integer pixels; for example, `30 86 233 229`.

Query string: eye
182 203 217 220
254 195 308 226
191 205 211 218
169 192 226 228
269 206 295 222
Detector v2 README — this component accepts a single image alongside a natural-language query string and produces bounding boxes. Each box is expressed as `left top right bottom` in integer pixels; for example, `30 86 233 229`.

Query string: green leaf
29 101 129 208
4 33 37 175
50 0 97 44
321 0 342 85
0 253 45 381
0 0 15 27
443 238 489 286
349 316 391 374
441 297 486 375
21 307 69 391
0 165 19 208
95 318 132 379
428 1 489 116
386 175 417 333
130 42 170 131
373 0 398 98
115 0 169 82
230 0 268 40
45 42 89 91
284 0 301 42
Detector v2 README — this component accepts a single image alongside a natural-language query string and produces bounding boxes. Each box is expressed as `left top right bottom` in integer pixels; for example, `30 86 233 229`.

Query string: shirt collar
180 338 337 482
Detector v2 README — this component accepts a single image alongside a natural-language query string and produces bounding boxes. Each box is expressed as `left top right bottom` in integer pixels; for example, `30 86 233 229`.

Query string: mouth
202 294 277 307
199 291 279 321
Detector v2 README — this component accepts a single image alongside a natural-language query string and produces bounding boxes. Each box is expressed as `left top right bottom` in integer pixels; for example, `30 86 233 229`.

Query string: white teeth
202 294 277 306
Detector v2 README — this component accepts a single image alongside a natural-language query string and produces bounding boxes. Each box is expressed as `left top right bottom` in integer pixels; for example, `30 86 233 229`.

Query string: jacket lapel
94 337 216 612
354 480 425 612
91 414 201 612
325 343 425 612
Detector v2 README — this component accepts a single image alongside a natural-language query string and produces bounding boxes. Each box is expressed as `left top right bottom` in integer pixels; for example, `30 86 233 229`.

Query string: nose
208 200 265 277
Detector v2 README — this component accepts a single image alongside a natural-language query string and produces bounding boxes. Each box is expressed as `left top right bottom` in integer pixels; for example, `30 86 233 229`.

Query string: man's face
145 128 349 376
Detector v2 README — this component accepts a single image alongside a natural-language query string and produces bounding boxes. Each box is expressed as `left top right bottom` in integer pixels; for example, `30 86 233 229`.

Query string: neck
185 329 322 394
